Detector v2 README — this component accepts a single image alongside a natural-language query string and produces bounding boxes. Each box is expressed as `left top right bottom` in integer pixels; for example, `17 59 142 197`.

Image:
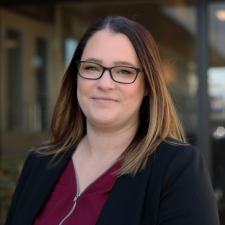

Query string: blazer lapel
21 148 74 225
96 172 144 225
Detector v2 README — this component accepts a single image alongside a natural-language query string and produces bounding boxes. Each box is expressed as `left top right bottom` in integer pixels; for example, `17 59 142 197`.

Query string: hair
35 16 187 176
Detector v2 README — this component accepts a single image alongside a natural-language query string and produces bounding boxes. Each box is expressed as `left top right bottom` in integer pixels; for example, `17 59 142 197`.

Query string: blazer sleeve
4 152 34 225
157 146 220 225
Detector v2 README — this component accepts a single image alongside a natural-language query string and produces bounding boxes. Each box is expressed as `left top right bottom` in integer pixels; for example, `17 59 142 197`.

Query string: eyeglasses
75 60 143 84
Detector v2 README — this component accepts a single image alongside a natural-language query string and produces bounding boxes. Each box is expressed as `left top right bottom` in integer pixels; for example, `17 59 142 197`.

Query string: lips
93 97 117 103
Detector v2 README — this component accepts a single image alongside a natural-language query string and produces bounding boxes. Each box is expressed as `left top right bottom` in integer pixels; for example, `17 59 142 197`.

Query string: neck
80 120 139 161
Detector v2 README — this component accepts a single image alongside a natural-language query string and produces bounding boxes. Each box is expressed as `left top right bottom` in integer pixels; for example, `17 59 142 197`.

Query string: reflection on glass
159 3 197 144
65 38 78 69
215 10 225 21
162 5 196 35
208 67 225 114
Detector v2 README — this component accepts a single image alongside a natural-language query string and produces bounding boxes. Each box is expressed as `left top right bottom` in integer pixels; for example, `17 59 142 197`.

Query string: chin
87 109 117 123
87 113 116 126
93 117 115 126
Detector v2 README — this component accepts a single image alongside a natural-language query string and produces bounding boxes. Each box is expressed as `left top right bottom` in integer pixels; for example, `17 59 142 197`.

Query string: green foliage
0 159 25 211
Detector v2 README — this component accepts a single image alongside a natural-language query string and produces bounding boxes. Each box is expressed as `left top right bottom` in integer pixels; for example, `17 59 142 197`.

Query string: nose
96 69 115 90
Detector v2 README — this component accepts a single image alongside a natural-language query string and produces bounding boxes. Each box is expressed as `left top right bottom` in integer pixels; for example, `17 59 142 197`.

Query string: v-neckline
71 157 121 197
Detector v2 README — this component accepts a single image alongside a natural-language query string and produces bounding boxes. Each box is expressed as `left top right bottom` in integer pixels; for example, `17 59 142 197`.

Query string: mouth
92 97 117 103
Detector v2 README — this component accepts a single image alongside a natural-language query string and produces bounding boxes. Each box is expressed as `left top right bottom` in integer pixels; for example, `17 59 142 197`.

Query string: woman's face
77 29 147 131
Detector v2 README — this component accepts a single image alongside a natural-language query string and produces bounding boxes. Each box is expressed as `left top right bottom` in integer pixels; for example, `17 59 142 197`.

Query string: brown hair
36 16 187 176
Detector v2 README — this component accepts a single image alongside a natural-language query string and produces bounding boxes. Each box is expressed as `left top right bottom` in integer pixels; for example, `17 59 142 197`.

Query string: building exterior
0 0 225 223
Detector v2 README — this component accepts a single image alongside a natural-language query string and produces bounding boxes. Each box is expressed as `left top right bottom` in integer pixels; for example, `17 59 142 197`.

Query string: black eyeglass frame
75 60 144 84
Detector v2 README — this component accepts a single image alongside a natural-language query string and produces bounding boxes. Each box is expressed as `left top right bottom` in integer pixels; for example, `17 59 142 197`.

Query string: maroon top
33 158 121 225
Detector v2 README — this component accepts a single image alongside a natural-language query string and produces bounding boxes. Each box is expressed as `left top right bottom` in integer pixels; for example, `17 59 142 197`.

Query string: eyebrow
84 58 135 67
114 61 135 67
84 58 103 64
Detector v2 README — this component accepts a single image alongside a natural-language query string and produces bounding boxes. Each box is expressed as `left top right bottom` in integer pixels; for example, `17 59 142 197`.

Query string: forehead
81 29 140 67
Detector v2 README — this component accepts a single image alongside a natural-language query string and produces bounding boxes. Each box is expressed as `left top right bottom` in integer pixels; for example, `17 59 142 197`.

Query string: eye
118 69 132 75
85 66 99 71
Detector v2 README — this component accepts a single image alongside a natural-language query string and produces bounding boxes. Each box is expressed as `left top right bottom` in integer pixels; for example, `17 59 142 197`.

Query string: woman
5 16 219 225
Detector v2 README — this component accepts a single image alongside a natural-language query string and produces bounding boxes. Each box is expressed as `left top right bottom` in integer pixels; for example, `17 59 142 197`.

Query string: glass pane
208 1 225 213
0 7 54 223
6 29 24 131
0 9 53 161
36 38 48 130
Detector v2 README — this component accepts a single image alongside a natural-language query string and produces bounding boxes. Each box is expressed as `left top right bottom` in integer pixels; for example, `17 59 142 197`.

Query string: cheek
77 77 90 110
121 83 145 111
77 76 87 93
77 76 94 99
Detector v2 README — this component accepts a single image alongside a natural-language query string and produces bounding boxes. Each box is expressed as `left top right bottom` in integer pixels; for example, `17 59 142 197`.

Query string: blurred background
0 0 225 224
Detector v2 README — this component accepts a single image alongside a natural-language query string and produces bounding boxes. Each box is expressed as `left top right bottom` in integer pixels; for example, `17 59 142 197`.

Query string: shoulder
20 144 73 180
151 137 203 168
158 137 200 156
147 137 213 200
145 137 209 191
22 144 52 170
13 144 74 196
17 149 50 184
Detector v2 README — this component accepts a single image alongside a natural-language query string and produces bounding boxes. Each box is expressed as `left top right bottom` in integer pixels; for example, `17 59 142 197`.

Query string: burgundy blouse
33 158 121 225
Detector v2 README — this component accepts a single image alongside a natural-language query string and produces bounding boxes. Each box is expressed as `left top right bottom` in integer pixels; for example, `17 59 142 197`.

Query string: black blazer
5 140 220 225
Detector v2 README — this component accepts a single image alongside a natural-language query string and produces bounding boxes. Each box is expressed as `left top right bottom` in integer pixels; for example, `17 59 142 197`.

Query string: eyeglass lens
78 62 137 83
